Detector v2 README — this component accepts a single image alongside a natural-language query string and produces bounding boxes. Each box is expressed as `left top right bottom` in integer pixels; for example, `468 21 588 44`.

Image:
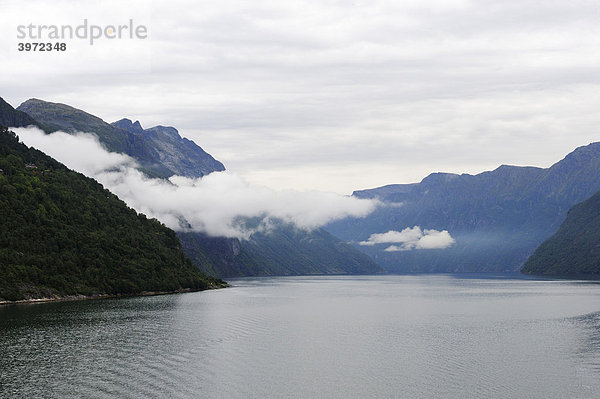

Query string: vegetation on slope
0 127 224 301
179 226 383 278
522 190 600 276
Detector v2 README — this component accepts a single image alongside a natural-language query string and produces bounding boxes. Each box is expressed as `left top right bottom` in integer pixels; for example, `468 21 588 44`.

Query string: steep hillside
0 127 223 302
522 190 600 276
178 227 382 278
0 97 48 132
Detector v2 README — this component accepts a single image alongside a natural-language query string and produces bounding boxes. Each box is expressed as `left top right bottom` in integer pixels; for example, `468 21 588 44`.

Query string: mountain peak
145 125 181 140
420 172 459 185
18 98 77 116
19 98 46 107
18 97 225 178
496 164 515 170
112 118 144 133
554 142 600 169
0 97 47 131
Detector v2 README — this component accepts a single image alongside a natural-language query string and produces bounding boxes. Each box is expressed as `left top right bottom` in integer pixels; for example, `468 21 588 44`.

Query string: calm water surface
2 274 600 398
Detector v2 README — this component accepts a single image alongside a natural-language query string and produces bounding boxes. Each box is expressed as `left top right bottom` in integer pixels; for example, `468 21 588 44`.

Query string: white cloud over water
360 226 455 251
14 127 376 239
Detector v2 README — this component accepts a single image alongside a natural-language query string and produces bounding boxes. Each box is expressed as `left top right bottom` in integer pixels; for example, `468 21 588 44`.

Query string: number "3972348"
18 42 67 51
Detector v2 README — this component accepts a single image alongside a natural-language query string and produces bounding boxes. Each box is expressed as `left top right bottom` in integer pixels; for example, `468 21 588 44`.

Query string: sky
15 126 377 239
2 0 600 194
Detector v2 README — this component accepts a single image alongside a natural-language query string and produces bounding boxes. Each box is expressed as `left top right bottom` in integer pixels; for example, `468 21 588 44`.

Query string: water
2 274 600 398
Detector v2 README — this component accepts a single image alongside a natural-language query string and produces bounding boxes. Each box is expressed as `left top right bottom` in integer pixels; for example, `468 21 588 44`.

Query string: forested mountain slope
0 127 223 301
522 189 600 276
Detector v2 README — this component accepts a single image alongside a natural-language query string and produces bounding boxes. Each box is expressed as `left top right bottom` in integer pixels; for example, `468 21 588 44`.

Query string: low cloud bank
360 226 455 251
15 127 376 239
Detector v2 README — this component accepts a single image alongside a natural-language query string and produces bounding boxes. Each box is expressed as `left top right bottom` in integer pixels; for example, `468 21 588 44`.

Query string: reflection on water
2 275 600 398
571 311 600 373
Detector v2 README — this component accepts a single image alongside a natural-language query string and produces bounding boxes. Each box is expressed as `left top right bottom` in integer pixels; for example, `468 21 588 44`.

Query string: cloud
360 226 455 251
14 126 376 239
3 0 600 194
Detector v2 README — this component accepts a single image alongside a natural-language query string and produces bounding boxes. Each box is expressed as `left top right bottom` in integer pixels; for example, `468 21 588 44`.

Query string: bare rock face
17 99 224 178
113 119 225 177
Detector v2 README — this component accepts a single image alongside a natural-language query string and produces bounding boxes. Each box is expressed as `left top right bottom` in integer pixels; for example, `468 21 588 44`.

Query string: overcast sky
2 0 600 194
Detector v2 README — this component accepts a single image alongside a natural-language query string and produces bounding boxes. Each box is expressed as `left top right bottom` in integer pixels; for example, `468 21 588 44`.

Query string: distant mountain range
326 143 600 273
3 97 381 278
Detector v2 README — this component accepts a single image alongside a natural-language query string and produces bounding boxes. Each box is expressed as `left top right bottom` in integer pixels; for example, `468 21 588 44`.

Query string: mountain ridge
17 98 225 178
327 142 600 273
111 118 225 177
0 97 49 133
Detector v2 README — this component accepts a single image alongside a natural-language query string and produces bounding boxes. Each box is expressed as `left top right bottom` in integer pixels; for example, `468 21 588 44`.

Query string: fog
15 126 376 239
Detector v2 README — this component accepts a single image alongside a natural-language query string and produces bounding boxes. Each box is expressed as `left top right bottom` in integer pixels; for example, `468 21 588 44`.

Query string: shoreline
0 284 229 306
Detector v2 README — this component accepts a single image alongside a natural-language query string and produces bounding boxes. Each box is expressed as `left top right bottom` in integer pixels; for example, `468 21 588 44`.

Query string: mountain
522 190 600 276
14 97 380 277
18 98 132 154
112 118 225 177
0 97 48 132
16 99 225 178
326 143 600 273
178 226 382 278
112 117 382 277
0 126 224 302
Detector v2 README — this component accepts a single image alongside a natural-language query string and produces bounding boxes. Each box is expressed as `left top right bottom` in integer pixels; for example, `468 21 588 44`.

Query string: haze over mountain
179 227 380 278
12 98 381 277
326 143 600 273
